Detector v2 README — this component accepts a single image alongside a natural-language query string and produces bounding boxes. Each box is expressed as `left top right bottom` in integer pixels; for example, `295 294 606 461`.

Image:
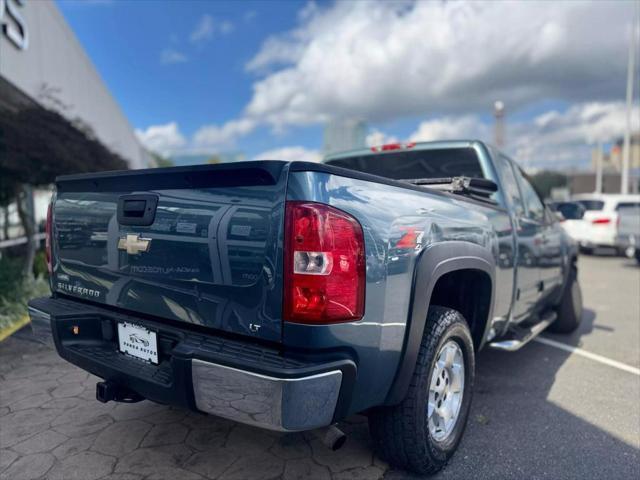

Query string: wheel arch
384 241 495 405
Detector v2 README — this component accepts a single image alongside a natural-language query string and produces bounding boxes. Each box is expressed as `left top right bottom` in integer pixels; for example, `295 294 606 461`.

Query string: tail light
284 201 365 324
45 203 53 274
592 217 611 225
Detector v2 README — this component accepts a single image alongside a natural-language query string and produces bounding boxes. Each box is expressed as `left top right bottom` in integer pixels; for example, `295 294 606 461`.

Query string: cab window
497 155 525 216
514 167 545 222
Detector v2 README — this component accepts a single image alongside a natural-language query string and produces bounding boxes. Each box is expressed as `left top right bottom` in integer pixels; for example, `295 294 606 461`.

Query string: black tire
548 265 583 333
579 246 593 255
368 306 475 475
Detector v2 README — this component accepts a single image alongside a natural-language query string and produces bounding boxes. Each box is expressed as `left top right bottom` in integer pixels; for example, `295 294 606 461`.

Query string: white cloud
399 101 640 168
219 20 235 35
192 118 256 150
190 14 214 43
135 122 186 154
190 14 234 44
160 48 188 65
366 129 398 147
510 101 640 168
409 116 490 143
253 146 322 163
243 1 632 131
244 10 257 23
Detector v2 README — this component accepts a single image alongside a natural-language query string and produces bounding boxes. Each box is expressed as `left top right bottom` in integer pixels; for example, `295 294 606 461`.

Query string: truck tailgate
51 161 288 343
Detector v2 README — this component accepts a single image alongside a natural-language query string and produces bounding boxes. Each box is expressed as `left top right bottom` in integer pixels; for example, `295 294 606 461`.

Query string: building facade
0 0 148 169
323 119 368 157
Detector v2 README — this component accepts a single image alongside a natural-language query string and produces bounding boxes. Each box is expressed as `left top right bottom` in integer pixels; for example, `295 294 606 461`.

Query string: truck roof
323 139 488 163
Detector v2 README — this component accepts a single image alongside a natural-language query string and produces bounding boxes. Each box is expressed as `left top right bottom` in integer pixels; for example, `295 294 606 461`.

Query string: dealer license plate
118 322 158 364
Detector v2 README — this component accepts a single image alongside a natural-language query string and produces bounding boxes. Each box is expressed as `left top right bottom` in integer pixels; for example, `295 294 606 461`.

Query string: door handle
117 194 158 226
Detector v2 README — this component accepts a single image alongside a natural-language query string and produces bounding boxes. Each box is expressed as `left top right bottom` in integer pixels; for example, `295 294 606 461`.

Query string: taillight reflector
45 202 53 274
592 217 611 225
284 202 365 324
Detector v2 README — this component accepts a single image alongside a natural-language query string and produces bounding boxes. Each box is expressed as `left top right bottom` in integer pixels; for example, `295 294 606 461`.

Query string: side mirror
554 211 565 222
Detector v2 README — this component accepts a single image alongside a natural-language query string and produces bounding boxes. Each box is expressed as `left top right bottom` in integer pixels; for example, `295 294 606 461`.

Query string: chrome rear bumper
192 359 342 432
28 297 347 433
28 306 54 348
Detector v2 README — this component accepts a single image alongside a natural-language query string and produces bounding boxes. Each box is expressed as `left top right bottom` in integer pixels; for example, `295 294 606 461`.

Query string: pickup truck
29 140 582 475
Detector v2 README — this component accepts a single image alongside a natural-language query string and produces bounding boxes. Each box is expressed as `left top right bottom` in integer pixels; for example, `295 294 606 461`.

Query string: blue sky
56 0 638 168
57 0 312 157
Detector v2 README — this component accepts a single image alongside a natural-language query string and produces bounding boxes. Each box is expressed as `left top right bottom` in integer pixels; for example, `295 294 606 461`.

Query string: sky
56 0 639 169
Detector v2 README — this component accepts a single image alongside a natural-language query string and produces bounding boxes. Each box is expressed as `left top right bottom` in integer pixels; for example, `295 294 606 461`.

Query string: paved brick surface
1 256 638 479
0 335 386 480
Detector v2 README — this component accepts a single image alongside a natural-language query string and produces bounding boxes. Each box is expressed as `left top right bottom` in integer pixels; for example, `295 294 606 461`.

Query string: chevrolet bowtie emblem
118 234 151 255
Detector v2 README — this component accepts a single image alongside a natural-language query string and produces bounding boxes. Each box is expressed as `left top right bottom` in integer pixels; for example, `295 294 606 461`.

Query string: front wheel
368 306 475 475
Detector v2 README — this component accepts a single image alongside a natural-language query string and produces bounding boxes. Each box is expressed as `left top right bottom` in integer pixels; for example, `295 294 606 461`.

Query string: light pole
494 101 505 149
595 142 604 194
621 13 639 194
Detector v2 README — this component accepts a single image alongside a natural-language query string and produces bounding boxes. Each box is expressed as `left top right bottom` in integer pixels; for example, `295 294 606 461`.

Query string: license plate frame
117 322 159 364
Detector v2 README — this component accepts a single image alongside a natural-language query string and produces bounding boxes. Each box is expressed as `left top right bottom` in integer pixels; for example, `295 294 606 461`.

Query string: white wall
0 0 148 169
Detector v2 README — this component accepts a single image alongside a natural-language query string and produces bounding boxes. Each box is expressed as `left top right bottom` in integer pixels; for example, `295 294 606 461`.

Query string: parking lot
1 254 638 480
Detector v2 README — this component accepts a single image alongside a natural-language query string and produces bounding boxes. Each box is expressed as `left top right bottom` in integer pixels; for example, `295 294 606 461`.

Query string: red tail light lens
284 201 365 324
370 142 416 152
45 202 53 274
592 217 611 225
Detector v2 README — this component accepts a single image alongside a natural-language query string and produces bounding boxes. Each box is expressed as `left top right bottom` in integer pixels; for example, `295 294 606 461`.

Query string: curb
0 315 30 342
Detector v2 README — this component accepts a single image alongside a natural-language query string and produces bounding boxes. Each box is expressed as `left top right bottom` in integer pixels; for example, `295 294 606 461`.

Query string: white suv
571 193 640 254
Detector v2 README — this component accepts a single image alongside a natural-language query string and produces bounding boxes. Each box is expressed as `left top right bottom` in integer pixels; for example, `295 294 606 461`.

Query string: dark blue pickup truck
29 140 582 474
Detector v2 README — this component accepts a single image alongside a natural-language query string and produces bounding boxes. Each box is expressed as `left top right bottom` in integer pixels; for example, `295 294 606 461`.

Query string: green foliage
0 256 23 297
529 170 568 199
0 104 129 203
150 151 174 168
33 250 48 279
0 255 50 332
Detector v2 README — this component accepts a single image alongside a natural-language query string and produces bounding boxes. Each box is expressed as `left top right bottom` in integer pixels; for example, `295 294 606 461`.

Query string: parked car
548 201 588 242
29 140 582 475
615 204 640 263
571 193 640 254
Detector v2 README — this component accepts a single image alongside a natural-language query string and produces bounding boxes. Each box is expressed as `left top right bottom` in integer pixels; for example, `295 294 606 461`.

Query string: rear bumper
615 234 639 250
28 296 354 432
192 360 341 431
577 228 617 248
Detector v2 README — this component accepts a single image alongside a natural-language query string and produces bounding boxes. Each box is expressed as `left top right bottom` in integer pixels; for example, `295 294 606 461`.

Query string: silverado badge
118 234 151 255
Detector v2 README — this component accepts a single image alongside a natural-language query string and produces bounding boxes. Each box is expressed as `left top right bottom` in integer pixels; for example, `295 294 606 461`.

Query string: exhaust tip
321 425 347 451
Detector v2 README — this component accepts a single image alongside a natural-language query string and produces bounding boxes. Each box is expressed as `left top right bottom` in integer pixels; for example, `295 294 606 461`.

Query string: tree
0 103 128 277
529 170 568 200
149 151 174 168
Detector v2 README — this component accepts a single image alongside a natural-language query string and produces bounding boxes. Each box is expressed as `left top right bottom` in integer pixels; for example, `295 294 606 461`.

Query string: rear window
615 202 640 211
576 200 604 211
325 147 484 180
552 202 585 220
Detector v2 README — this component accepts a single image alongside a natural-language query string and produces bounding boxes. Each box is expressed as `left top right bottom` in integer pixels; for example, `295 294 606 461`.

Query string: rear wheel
549 265 583 333
368 306 474 475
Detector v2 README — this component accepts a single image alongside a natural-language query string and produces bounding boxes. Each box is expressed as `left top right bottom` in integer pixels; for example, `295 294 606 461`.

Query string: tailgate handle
117 194 158 226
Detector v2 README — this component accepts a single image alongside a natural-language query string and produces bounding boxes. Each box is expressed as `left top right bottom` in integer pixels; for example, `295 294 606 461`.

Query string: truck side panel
283 170 514 413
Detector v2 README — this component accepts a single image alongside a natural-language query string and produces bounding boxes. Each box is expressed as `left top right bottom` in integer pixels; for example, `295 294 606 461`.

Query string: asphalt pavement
1 254 638 479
